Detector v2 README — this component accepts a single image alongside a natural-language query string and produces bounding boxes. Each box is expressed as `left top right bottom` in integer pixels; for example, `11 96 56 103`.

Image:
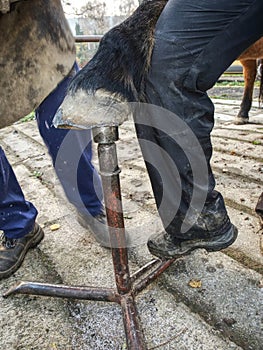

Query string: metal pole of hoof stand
3 125 175 350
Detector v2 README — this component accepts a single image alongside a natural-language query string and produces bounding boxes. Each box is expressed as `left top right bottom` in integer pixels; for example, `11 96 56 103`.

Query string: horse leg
54 0 168 128
258 59 263 106
235 59 257 124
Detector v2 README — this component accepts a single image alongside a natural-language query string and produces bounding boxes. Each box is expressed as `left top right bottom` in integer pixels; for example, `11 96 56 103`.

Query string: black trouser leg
135 0 263 239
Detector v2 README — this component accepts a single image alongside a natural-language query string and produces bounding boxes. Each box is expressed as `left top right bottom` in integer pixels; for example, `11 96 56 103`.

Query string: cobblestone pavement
0 98 262 350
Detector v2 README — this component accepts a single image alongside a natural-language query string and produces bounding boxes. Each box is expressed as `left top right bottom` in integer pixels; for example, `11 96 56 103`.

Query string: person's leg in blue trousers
0 146 44 279
0 147 37 238
35 63 104 218
136 0 263 258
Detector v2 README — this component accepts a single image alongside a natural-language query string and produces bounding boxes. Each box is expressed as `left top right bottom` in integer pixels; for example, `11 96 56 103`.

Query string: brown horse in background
236 37 263 124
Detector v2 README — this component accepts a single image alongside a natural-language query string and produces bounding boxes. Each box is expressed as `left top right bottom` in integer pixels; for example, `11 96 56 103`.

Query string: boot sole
0 224 44 279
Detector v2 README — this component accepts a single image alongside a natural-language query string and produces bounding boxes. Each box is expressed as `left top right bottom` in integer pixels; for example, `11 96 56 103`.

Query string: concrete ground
0 95 262 349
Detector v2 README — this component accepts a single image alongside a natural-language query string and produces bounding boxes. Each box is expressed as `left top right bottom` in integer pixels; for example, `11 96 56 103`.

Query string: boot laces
1 233 17 249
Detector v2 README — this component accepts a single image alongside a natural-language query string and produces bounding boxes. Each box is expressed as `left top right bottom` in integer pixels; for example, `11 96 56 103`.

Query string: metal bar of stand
130 259 161 283
96 140 131 294
120 294 147 350
3 281 119 302
93 126 147 347
74 35 102 43
133 258 176 296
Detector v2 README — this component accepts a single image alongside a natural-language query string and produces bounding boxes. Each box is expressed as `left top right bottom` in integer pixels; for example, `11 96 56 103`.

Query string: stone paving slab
212 137 262 162
130 244 262 350
161 250 263 350
214 171 261 212
0 250 76 350
212 151 263 184
212 129 263 144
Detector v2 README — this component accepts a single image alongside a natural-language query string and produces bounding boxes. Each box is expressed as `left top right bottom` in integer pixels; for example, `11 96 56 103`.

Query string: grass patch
19 111 35 123
215 80 260 88
209 94 231 99
252 140 262 145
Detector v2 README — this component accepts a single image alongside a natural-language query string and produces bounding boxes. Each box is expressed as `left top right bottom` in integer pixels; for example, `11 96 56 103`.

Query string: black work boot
0 223 44 279
147 222 238 259
148 190 238 259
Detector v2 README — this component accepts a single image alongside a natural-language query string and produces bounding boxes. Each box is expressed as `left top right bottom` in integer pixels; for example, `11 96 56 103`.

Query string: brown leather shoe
0 223 44 279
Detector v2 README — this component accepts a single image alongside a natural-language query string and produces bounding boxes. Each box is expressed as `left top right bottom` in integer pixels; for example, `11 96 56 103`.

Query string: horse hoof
53 89 131 130
234 116 249 125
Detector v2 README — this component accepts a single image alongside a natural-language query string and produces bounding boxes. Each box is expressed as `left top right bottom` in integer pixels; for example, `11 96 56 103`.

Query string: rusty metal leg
93 126 131 293
93 126 147 349
120 294 146 350
133 258 176 296
3 282 120 302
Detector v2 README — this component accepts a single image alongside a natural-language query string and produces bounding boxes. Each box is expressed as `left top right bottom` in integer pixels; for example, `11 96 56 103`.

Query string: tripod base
4 258 175 350
4 126 176 349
